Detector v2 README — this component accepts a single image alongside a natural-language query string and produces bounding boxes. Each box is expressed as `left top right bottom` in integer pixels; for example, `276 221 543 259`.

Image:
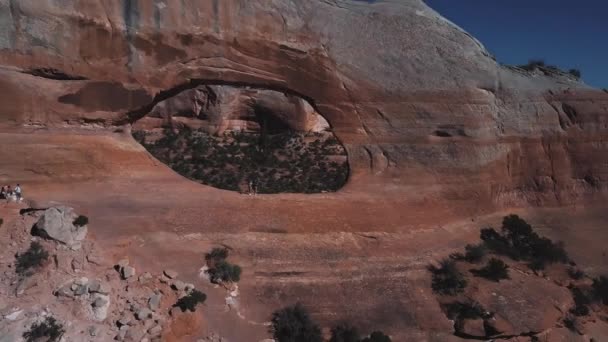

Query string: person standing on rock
14 184 22 202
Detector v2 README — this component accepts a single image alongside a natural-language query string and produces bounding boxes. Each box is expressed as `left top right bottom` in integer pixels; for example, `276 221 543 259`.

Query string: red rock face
0 0 605 212
0 0 606 340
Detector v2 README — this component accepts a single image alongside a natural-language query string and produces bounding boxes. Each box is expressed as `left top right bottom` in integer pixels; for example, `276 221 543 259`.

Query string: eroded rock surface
0 1 606 341
33 207 87 249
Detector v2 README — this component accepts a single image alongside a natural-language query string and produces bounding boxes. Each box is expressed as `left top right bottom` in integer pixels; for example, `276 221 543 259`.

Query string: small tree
429 259 467 295
73 215 89 227
361 331 392 342
464 244 486 263
16 242 49 276
205 247 229 263
23 317 64 342
329 323 360 342
270 303 322 342
472 258 509 282
173 289 207 312
209 260 242 284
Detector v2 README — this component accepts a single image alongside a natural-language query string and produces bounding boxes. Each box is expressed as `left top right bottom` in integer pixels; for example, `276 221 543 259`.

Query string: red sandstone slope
0 0 606 341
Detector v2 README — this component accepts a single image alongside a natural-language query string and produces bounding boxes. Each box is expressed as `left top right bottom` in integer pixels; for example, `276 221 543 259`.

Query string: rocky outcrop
33 207 87 249
0 1 606 341
136 84 329 134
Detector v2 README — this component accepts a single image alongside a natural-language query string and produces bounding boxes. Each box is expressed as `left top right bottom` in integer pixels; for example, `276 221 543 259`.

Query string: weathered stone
139 272 153 284
125 326 146 341
136 308 152 320
89 325 100 337
122 266 136 280
171 280 185 292
459 319 486 337
163 270 178 279
148 293 162 312
148 325 162 337
116 325 129 341
33 207 87 248
91 294 110 321
117 315 132 327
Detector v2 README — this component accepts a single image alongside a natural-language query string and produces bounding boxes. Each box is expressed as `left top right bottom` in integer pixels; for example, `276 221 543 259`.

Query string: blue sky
424 0 607 88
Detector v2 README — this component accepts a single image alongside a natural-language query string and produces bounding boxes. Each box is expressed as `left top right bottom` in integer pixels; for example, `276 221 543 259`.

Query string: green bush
23 317 64 342
73 215 89 227
480 215 568 270
429 259 467 295
270 303 322 342
209 260 242 284
16 242 49 276
174 289 207 312
205 247 229 262
139 128 348 194
471 258 509 282
464 244 486 263
361 332 392 342
329 323 360 342
569 287 591 316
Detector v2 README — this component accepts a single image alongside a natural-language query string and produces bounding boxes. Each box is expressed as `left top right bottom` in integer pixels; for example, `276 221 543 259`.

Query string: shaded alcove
132 83 349 194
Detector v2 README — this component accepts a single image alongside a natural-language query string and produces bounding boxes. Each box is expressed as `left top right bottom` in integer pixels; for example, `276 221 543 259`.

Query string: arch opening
132 84 349 194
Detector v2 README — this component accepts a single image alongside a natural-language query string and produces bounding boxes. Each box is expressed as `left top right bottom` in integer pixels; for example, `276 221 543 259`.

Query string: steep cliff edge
0 0 607 340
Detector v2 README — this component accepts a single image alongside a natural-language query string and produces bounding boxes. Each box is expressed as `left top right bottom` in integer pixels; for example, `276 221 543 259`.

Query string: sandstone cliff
0 0 606 340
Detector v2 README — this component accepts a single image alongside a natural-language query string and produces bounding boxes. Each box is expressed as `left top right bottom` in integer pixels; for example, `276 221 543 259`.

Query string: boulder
171 280 186 292
164 269 178 279
122 266 136 280
136 308 153 320
148 293 162 312
91 294 111 321
33 207 87 249
148 325 162 337
139 272 153 284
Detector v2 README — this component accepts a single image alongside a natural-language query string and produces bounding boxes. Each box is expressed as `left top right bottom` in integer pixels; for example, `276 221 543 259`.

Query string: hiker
5 186 12 203
0 186 6 199
14 184 22 201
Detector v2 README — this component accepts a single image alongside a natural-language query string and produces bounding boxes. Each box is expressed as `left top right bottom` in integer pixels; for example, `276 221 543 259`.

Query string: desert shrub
209 260 242 284
471 258 509 282
23 317 64 342
429 259 467 295
205 247 229 262
564 315 578 332
592 276 608 305
568 69 582 79
519 59 546 71
569 286 591 316
481 215 568 270
16 242 49 275
480 228 511 256
443 301 488 321
464 244 486 263
73 215 89 227
568 267 585 280
173 289 207 312
270 303 322 342
329 323 360 342
361 331 392 342
132 130 147 145
443 301 490 334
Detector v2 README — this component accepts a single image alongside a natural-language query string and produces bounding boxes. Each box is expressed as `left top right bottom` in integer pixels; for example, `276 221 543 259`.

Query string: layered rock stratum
0 0 607 341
